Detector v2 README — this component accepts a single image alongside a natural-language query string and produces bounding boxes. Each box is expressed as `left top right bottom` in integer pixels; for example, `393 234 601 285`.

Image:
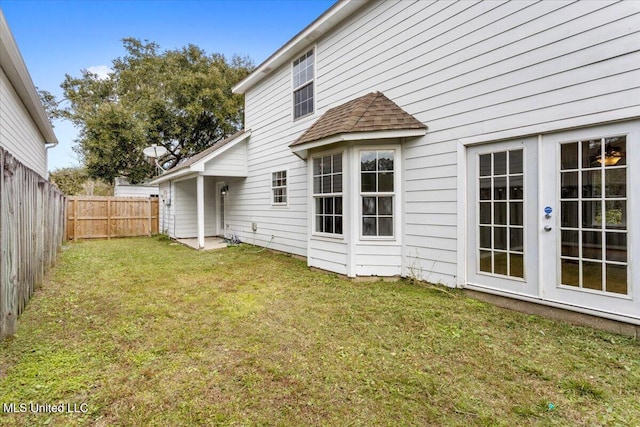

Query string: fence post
73 197 78 242
107 198 111 240
1 152 18 338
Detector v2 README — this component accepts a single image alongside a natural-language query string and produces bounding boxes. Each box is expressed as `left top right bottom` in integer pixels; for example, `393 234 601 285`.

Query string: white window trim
311 150 344 238
291 46 316 121
271 169 288 207
358 146 401 241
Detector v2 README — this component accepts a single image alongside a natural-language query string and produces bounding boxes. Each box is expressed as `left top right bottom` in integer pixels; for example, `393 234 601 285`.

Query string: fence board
66 196 159 240
1 148 66 338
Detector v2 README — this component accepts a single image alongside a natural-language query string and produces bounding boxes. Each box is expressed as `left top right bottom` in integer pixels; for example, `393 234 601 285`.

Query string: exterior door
539 122 639 321
466 137 539 297
216 181 226 237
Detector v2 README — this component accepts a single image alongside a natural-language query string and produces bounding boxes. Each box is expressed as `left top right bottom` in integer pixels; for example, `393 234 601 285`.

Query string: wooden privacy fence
67 196 159 240
1 148 66 338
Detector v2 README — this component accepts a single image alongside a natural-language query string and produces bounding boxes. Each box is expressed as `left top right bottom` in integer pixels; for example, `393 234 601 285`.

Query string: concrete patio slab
176 237 227 250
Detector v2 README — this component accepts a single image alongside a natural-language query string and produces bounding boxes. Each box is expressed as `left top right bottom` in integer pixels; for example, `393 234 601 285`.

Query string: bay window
360 150 395 237
313 153 342 235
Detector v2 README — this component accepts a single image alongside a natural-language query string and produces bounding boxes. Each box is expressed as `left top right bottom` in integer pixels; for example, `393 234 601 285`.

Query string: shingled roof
290 92 426 147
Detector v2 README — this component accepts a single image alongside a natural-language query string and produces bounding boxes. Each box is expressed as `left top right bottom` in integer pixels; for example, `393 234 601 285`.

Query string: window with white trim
292 49 314 119
360 150 395 237
313 153 342 235
272 170 287 205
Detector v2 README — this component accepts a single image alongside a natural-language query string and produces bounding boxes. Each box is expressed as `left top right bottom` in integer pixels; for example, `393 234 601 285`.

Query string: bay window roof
290 92 426 159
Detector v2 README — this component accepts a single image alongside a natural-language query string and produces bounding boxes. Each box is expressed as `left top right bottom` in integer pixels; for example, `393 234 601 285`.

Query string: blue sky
1 0 334 171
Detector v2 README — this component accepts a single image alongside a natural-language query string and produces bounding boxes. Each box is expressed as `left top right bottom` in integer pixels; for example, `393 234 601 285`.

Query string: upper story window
293 49 314 120
272 170 287 205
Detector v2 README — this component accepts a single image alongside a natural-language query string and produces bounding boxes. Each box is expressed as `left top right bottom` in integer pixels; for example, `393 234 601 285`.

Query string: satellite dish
143 145 170 175
143 144 168 158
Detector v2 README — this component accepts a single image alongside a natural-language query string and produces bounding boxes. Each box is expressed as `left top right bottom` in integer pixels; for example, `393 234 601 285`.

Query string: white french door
466 137 539 297
467 122 639 322
540 122 639 320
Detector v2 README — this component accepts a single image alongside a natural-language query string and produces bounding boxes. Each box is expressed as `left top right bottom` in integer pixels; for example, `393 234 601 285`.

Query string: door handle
544 225 552 232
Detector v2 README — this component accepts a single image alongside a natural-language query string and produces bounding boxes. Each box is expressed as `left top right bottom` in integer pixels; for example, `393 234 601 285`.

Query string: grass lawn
0 238 638 426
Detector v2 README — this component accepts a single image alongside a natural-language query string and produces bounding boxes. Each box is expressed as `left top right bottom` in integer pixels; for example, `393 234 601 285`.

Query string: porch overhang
150 130 251 184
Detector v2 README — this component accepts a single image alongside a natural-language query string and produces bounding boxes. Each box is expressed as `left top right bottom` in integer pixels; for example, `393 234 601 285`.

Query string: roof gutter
149 167 195 185
232 0 366 94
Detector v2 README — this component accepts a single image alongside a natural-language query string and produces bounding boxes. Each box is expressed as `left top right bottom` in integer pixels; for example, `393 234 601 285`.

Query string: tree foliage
49 167 113 196
58 38 253 183
37 88 63 123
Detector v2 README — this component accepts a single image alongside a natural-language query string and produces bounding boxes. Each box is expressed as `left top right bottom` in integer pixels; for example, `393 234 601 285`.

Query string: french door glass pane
561 230 579 257
605 233 626 262
477 149 524 278
494 252 508 275
582 139 601 168
561 259 579 287
509 150 523 174
558 137 628 294
582 261 603 290
582 170 601 198
480 154 491 176
510 254 524 278
561 172 578 198
606 264 627 294
494 202 507 225
494 152 507 175
605 168 625 197
561 142 578 170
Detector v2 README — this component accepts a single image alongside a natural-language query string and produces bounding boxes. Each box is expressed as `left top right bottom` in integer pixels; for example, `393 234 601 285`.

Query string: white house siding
234 0 640 282
0 66 47 177
159 181 174 236
225 62 312 256
203 141 248 177
172 177 216 238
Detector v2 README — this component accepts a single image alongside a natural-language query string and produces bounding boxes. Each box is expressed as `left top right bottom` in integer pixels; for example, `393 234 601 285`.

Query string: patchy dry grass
0 237 638 426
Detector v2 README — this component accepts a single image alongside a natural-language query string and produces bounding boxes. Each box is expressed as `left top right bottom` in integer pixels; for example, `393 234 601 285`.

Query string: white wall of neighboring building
0 67 48 176
114 182 160 198
0 9 57 177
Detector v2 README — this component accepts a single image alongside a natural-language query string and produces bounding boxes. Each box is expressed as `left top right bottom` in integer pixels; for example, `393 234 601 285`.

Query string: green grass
1 237 639 426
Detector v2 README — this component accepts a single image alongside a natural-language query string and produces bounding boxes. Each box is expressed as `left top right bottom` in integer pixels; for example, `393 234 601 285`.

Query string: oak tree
58 38 252 183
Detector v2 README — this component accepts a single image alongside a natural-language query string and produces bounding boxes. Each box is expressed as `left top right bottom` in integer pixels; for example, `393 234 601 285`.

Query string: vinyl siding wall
159 181 175 236
0 66 47 177
172 177 217 238
203 141 248 177
225 61 311 255
232 0 640 283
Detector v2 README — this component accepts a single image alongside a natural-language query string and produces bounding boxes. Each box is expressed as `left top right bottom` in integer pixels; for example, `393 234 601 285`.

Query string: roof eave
149 168 196 185
290 128 427 159
232 0 366 95
0 10 58 145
